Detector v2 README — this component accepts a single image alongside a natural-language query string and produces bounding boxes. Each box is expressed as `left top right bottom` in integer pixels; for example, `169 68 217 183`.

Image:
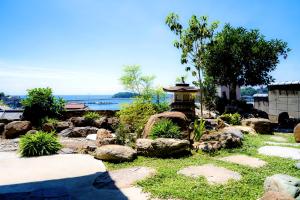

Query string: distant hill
112 92 138 98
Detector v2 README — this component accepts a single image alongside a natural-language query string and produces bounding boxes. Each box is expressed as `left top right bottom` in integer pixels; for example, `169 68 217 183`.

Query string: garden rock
196 132 242 152
258 146 300 160
241 118 272 134
220 127 244 139
219 155 267 168
136 138 190 157
295 163 300 169
56 121 72 132
42 123 55 132
260 191 294 200
264 174 300 199
204 118 226 130
86 134 97 141
178 164 241 185
142 111 189 139
69 117 88 127
27 130 38 134
93 167 155 189
96 128 116 146
3 121 32 139
294 123 300 143
232 125 257 135
94 145 137 162
58 127 98 137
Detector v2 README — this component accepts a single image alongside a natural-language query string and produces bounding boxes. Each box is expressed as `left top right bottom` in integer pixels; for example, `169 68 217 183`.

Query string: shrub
153 102 170 113
117 100 157 137
194 118 206 141
83 112 101 121
22 87 65 125
19 131 62 157
220 113 241 125
42 117 59 126
150 119 181 139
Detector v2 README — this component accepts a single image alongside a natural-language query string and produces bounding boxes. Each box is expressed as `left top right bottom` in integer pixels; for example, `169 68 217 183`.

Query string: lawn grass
105 133 300 200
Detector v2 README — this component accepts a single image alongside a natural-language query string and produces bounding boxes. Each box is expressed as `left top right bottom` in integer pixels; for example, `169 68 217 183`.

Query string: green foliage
194 118 206 141
241 87 258 96
42 117 59 126
19 131 62 157
117 100 157 137
150 119 181 139
120 65 155 96
203 75 217 111
166 12 219 115
220 113 241 125
83 112 101 121
21 87 65 125
204 24 290 100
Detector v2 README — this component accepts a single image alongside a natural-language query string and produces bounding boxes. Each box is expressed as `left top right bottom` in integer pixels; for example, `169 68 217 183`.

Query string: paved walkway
0 152 154 200
258 146 300 160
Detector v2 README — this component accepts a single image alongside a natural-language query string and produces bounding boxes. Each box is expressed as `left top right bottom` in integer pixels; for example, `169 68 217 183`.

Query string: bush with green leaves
220 113 241 125
194 118 206 141
117 100 157 137
22 87 65 125
150 119 181 139
19 131 62 157
42 117 59 126
83 112 101 121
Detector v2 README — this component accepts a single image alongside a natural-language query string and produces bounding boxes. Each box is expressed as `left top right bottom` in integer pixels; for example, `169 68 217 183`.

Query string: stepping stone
93 167 155 189
258 146 300 160
269 136 288 142
178 164 241 185
218 155 267 168
265 141 300 147
295 163 300 169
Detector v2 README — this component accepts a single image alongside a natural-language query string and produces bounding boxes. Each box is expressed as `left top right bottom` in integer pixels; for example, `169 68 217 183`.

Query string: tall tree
165 13 219 116
204 24 290 100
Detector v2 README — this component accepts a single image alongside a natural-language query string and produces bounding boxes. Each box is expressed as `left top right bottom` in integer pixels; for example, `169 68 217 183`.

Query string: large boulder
96 128 116 146
94 145 137 162
232 125 257 135
0 123 5 135
294 123 300 143
42 123 55 132
136 138 190 157
220 127 244 140
195 132 242 152
264 174 300 199
58 127 98 137
241 118 272 134
142 111 189 139
3 121 32 139
56 121 72 132
69 117 88 127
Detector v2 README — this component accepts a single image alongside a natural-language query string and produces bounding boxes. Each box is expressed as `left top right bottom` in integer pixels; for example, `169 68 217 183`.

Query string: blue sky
0 0 299 95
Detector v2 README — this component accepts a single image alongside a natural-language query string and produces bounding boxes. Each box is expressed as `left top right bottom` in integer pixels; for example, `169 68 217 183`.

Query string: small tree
202 75 217 112
22 87 65 125
120 65 155 100
165 13 219 116
204 24 290 100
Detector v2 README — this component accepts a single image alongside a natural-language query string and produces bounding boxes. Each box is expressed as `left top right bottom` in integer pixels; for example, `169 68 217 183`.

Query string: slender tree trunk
229 83 237 101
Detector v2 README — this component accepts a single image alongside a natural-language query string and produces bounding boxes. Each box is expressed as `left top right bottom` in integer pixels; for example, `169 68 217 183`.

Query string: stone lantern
163 79 199 119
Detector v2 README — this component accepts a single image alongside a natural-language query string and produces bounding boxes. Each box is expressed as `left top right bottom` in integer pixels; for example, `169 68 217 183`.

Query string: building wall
268 89 300 122
216 85 241 100
254 99 269 113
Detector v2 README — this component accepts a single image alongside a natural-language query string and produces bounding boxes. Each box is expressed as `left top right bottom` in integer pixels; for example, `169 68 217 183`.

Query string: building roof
268 81 300 90
253 93 268 97
163 83 200 93
64 103 87 110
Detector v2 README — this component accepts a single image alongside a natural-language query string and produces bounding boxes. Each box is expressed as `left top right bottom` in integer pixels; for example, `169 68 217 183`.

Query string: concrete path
269 136 288 142
218 155 267 168
258 146 300 160
0 152 155 200
178 164 241 185
265 141 300 147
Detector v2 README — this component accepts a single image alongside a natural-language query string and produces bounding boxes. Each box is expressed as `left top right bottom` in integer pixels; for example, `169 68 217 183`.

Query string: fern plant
19 131 62 157
194 118 206 141
150 119 181 139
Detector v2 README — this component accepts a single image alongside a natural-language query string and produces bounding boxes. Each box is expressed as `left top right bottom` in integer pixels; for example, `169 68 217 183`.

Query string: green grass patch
104 134 300 200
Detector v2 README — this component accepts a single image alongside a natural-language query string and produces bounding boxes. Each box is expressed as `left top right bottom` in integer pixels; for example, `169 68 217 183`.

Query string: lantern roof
163 83 199 93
